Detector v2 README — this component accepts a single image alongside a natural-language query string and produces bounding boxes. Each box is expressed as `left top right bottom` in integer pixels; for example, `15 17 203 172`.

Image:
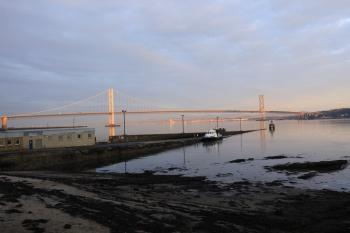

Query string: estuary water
97 119 350 191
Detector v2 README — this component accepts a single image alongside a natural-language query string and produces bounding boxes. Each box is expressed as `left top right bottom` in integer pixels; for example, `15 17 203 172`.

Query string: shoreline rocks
266 160 348 173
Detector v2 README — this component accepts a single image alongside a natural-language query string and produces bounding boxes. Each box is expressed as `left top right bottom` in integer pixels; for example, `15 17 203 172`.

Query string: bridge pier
1 114 8 130
108 88 116 137
259 95 266 129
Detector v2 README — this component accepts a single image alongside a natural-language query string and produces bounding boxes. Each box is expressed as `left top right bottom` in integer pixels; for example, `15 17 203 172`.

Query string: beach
1 171 350 233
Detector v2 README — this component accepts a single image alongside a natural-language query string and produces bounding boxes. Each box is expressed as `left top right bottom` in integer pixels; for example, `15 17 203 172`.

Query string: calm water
97 119 350 191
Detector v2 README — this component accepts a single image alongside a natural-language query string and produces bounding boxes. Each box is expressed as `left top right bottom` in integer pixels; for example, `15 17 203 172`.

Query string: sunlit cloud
0 0 349 113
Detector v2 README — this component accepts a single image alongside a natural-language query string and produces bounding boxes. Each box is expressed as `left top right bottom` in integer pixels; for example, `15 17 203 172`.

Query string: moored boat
202 129 223 142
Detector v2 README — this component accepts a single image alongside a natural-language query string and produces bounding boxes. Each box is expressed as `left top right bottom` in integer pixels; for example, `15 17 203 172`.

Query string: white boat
202 129 223 142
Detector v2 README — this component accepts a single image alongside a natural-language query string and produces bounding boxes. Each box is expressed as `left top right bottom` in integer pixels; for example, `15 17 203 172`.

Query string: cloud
337 17 350 27
0 0 349 114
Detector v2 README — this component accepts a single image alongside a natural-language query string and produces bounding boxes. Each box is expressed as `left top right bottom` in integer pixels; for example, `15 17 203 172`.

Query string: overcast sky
1 0 350 114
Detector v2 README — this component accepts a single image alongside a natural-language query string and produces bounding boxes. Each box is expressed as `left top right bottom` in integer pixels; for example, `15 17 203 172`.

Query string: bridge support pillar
108 88 116 138
1 114 8 130
259 95 265 129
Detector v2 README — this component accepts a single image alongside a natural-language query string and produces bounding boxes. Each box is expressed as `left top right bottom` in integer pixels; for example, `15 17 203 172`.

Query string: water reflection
258 120 267 150
202 140 223 153
182 147 186 169
97 120 350 191
240 134 243 156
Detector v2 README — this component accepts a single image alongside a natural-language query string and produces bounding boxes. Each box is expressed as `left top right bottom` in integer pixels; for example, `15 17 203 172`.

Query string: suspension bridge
0 88 304 138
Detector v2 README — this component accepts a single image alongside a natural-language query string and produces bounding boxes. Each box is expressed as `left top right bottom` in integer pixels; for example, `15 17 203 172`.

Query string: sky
0 0 350 115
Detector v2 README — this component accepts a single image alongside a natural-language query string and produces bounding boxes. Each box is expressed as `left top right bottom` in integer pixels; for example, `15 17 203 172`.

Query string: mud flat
267 160 348 173
265 160 348 180
1 171 350 233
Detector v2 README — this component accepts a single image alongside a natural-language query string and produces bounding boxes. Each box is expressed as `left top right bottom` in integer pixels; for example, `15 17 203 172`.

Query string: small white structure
202 129 223 141
0 127 95 152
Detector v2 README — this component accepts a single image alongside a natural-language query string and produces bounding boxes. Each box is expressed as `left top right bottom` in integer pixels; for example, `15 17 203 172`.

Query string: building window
88 133 92 138
0 139 4 147
15 139 20 145
58 136 64 141
77 134 81 139
7 139 11 145
67 135 72 140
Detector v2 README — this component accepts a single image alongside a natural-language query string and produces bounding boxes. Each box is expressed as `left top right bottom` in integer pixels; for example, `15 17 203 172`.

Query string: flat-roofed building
0 127 95 152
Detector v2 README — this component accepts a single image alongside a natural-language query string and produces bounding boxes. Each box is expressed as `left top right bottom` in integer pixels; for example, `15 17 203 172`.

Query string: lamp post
239 117 242 131
122 110 127 137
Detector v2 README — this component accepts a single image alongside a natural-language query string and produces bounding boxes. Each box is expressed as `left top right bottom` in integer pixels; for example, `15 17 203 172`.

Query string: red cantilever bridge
1 88 304 137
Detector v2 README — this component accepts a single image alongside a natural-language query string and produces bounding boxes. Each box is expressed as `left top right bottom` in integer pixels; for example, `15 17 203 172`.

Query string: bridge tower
108 88 116 138
259 95 265 114
259 95 266 130
1 114 8 130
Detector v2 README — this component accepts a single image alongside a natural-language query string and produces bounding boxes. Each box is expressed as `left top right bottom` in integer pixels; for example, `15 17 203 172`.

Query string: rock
298 172 318 180
167 167 187 171
216 173 233 177
22 219 48 233
5 209 22 214
267 160 348 173
151 213 176 222
64 224 72 229
143 170 156 175
229 159 247 163
266 180 284 186
264 155 289 160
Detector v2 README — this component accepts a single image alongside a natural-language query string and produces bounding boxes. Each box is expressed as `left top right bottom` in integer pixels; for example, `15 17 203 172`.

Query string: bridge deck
8 110 302 119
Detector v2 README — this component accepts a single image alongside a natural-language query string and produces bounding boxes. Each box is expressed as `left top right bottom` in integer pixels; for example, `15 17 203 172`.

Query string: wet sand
1 171 350 233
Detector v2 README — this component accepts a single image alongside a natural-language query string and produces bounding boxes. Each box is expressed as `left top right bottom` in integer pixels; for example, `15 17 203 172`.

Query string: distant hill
302 108 350 119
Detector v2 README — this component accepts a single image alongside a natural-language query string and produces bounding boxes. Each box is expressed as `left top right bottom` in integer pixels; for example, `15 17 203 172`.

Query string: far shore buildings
0 127 96 152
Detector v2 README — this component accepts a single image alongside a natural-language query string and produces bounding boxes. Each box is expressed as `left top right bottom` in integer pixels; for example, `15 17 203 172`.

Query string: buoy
269 121 275 131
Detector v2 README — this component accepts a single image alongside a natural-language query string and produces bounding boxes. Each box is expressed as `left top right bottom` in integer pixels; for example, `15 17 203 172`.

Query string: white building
0 127 96 152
